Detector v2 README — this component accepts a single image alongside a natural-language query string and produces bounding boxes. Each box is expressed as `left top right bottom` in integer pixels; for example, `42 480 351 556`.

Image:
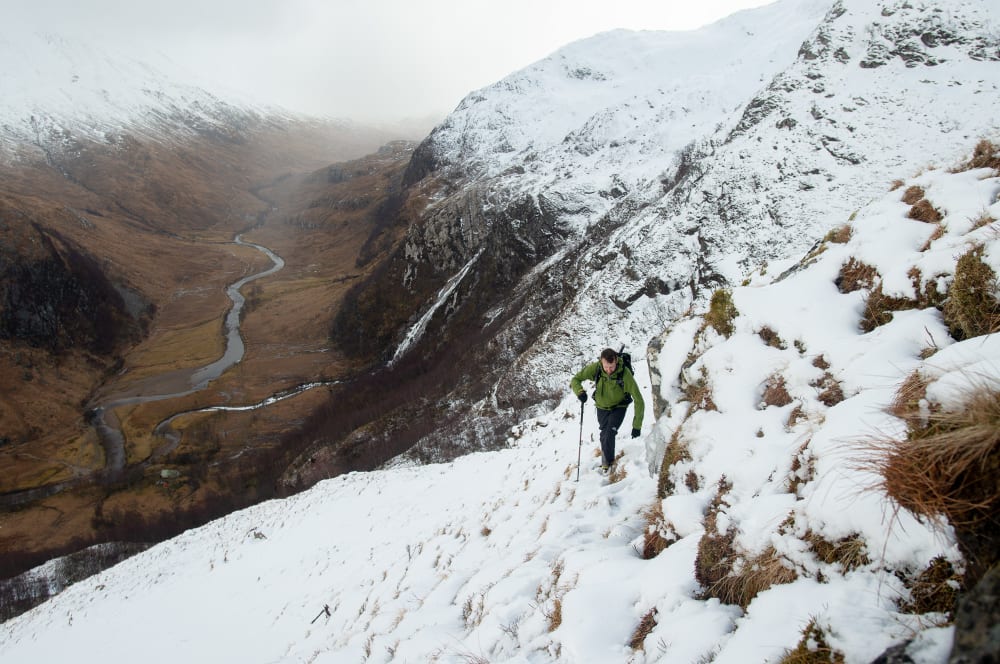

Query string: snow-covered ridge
0 30 283 153
2 157 996 663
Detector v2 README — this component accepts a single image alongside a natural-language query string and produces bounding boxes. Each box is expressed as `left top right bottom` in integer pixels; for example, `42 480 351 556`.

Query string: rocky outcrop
949 563 1000 663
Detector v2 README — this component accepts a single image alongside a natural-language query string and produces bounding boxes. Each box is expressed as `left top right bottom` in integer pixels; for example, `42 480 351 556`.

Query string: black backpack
592 346 634 404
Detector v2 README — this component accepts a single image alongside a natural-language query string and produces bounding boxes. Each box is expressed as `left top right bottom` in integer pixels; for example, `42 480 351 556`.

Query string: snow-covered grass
2 152 997 663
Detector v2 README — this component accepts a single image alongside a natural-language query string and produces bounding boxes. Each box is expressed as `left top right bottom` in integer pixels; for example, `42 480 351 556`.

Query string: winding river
1 234 334 507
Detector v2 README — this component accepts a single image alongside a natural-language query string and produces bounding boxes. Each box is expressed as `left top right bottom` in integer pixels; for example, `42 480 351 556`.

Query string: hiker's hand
631 428 640 438
578 392 587 404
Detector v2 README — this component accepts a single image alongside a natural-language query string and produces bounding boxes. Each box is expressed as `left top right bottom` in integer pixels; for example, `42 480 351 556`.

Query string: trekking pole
576 400 584 482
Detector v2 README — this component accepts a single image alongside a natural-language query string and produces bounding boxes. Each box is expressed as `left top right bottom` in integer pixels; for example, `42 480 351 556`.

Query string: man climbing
570 347 644 474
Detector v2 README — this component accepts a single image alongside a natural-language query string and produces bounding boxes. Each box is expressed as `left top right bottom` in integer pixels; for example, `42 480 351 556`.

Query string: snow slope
3 158 996 663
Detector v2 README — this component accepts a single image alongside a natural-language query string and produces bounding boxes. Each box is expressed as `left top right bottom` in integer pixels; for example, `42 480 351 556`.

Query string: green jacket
570 361 644 430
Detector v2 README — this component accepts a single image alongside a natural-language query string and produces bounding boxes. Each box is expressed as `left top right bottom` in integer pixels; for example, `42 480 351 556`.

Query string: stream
1 235 334 507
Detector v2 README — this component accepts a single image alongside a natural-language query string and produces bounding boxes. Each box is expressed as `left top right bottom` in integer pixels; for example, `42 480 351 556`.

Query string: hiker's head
600 348 617 375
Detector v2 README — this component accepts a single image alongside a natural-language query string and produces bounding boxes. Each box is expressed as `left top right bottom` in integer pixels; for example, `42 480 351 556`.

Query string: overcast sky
12 0 776 124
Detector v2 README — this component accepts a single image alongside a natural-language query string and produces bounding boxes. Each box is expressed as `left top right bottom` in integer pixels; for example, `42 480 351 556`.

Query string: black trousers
596 406 628 466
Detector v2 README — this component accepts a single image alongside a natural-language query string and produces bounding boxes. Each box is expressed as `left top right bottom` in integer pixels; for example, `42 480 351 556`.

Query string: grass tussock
657 430 693 499
902 185 926 206
867 385 1000 581
942 244 1000 340
708 546 799 610
822 225 852 244
778 619 845 664
889 179 905 191
761 373 793 409
836 258 878 294
640 501 677 559
860 284 916 332
695 479 735 594
950 139 1000 173
629 608 658 651
787 441 815 494
681 366 717 413
704 288 738 337
919 223 947 251
758 326 787 349
898 556 964 616
908 199 944 224
970 210 996 231
812 372 844 407
806 531 870 572
888 370 930 428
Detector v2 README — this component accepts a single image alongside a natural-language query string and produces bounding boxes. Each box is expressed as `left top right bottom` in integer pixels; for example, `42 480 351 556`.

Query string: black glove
578 392 588 404
631 428 640 438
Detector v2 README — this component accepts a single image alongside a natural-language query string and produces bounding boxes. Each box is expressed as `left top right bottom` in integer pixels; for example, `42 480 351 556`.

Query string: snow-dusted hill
2 155 997 663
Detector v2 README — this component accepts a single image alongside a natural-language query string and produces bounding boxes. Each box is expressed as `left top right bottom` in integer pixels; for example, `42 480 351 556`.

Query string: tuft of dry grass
836 258 878 294
902 185 925 205
908 199 944 224
822 225 852 244
758 326 787 349
761 373 793 408
919 223 947 251
942 244 1000 340
888 370 930 428
608 451 627 484
970 210 996 231
865 385 1000 582
898 556 964 616
950 139 1000 173
806 531 870 572
629 608 658 651
787 441 814 494
658 430 693 499
778 619 845 663
704 288 738 337
860 284 916 332
812 373 844 407
640 501 676 559
681 366 717 413
889 179 905 191
707 546 799 610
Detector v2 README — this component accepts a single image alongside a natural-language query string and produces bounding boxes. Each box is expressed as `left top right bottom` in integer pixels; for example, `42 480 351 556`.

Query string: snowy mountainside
516 0 1000 396
0 30 284 155
2 157 997 662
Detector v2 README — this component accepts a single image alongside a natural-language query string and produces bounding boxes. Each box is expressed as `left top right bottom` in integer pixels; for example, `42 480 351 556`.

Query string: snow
3 0 999 661
3 162 997 662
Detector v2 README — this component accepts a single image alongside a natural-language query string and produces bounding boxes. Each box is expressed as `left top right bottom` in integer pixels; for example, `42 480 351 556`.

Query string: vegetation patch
860 284 916 332
898 556 964 617
681 366 717 413
787 441 815 494
657 430 693 499
901 185 925 206
761 373 793 408
822 225 852 244
778 619 845 663
629 608 658 651
836 258 878 294
640 501 676 559
704 288 738 337
950 139 1000 173
806 531 870 572
942 244 1000 340
908 199 944 224
758 325 787 349
812 373 844 407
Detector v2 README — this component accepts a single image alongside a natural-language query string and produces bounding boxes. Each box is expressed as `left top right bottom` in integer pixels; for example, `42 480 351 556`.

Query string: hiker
570 347 644 473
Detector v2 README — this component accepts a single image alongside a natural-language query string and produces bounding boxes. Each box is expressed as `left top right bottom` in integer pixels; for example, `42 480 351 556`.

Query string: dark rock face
949 563 1000 664
0 224 149 355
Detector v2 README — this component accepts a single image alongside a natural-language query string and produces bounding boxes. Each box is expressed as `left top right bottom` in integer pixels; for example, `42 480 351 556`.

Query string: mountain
2 141 997 662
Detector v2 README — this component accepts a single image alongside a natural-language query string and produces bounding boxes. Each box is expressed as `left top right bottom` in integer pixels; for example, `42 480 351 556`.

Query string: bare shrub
836 258 878 294
902 185 925 205
761 374 793 408
908 199 944 224
657 430 692 499
898 556 964 616
629 608 658 651
704 288 738 337
778 619 845 663
942 244 1000 340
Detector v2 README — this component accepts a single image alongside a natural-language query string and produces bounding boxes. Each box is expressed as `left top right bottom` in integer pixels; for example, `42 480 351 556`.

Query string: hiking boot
600 464 610 475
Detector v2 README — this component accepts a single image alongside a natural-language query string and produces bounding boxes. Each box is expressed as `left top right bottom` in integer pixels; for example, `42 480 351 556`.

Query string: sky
7 0 776 123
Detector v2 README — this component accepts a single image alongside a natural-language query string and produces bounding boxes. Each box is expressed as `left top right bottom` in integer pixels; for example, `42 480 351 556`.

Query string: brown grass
861 284 916 332
908 199 944 224
942 244 1000 340
865 385 1000 582
898 556 964 616
950 139 1000 173
640 502 676 559
681 366 717 413
695 479 736 593
970 210 996 231
758 326 787 349
787 441 814 494
836 258 878 294
919 223 947 251
608 451 627 484
778 619 845 663
812 355 830 370
657 430 693 499
708 546 799 610
812 373 844 407
629 608 658 651
889 179 905 191
822 225 852 244
901 185 925 205
761 374 793 408
888 370 930 427
806 531 870 572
